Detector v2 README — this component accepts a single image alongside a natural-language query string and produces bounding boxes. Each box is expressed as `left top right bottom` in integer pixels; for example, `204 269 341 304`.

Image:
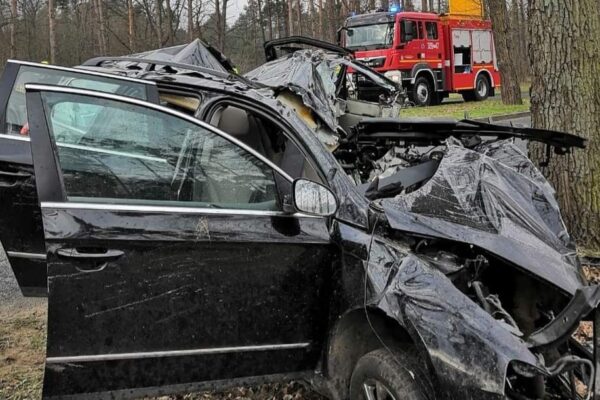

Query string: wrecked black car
0 39 598 400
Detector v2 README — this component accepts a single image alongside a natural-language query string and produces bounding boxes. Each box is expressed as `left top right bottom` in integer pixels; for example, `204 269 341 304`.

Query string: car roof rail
264 36 353 61
81 56 253 85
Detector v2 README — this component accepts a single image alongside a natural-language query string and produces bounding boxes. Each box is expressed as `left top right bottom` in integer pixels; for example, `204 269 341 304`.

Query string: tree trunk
327 0 336 42
215 0 222 47
487 0 522 104
266 0 273 40
48 0 57 63
10 0 17 58
187 0 194 41
309 0 316 38
96 0 108 55
421 0 427 11
518 0 529 77
156 0 163 47
128 0 135 51
319 0 324 39
220 0 228 51
257 0 266 43
164 0 175 45
288 0 294 36
296 0 302 35
529 0 600 254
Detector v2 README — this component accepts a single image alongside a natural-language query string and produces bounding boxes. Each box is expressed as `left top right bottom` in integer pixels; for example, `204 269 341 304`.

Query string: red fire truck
340 7 501 106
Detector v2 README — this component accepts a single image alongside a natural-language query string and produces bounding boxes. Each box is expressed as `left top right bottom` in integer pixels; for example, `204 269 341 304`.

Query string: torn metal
245 49 403 139
357 136 598 398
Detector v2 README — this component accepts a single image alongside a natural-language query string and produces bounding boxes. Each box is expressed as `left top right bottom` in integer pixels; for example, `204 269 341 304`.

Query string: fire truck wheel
411 76 433 107
473 75 491 101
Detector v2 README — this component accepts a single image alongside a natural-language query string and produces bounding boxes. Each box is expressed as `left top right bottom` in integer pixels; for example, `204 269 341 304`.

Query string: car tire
349 348 434 400
474 74 491 101
410 76 433 107
461 90 476 102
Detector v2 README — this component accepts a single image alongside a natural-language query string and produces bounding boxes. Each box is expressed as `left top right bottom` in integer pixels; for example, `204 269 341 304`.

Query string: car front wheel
349 348 434 400
410 77 434 107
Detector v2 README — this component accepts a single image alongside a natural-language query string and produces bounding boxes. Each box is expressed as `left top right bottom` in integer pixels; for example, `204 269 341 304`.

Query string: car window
401 20 418 42
426 22 438 40
41 92 279 211
4 65 149 136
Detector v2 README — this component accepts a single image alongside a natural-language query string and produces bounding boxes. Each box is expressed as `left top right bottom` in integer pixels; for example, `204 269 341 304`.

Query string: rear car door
25 85 333 399
0 61 159 296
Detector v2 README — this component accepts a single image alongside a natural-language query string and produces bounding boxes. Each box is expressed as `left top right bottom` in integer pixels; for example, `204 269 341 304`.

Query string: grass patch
0 305 47 400
401 97 530 120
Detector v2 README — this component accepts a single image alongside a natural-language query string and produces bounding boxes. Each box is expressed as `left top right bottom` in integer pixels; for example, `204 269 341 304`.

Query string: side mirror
293 179 338 217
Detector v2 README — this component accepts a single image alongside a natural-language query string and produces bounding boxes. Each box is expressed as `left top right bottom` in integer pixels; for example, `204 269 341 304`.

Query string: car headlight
384 70 402 82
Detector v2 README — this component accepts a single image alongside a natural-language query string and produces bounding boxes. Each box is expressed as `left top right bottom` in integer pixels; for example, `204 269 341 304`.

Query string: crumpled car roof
380 138 585 294
245 50 341 132
245 49 398 133
127 39 229 73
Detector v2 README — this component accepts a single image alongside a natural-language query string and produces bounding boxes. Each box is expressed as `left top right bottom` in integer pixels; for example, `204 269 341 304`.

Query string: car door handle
0 170 30 179
56 248 124 260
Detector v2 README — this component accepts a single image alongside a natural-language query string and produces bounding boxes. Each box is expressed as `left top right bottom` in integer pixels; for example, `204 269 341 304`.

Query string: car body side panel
41 207 333 398
24 87 335 398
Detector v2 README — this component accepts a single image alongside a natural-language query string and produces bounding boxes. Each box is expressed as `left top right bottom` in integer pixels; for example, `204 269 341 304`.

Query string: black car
1 42 599 400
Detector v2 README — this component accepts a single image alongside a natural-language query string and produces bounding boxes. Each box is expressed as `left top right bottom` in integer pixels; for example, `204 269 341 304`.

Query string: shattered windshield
345 23 395 50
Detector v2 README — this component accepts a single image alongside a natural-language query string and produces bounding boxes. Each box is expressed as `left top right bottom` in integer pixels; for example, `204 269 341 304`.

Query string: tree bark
10 0 17 58
487 0 523 104
48 0 57 63
296 0 302 35
529 0 600 254
187 0 194 41
156 0 164 47
257 0 266 43
164 0 175 45
309 0 316 38
319 0 324 39
96 0 108 55
128 0 135 51
266 0 273 40
288 0 294 36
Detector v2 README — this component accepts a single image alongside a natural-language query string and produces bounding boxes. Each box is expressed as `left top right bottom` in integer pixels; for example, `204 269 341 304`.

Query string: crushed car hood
378 138 586 295
245 50 398 133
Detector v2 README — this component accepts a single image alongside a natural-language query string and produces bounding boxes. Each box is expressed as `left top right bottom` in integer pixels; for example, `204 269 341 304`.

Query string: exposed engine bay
414 239 594 399
347 119 597 399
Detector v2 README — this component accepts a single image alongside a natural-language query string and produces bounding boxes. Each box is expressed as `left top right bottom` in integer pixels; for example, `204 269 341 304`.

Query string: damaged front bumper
367 238 600 400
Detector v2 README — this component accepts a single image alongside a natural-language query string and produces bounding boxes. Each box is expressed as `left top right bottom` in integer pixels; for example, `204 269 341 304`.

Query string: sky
228 0 249 23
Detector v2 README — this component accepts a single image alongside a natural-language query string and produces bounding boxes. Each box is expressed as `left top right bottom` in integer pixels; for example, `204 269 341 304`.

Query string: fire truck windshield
345 23 394 51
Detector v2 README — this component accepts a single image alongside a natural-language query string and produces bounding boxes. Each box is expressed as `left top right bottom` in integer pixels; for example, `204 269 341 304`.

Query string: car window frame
0 60 160 136
26 84 294 214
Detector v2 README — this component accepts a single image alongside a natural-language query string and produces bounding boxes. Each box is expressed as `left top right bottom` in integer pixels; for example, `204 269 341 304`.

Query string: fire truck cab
341 8 501 106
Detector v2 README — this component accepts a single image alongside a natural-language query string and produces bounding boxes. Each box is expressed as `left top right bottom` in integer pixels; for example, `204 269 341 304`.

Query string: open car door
0 60 160 296
25 85 332 399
